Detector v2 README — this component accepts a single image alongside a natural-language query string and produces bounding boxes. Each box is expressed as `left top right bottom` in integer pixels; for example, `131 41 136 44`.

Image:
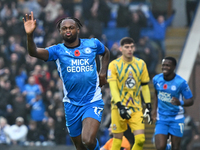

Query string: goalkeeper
107 37 152 150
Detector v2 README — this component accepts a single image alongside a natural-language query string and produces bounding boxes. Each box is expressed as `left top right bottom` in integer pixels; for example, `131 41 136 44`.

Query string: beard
62 32 78 44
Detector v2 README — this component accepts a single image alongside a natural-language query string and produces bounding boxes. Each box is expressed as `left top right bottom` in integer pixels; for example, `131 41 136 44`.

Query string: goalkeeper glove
143 103 153 124
116 102 131 120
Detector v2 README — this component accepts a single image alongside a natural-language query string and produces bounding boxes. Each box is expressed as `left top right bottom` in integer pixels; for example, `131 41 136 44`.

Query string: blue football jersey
45 38 105 106
153 73 193 121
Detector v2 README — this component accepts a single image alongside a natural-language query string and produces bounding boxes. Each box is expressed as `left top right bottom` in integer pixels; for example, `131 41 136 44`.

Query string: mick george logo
67 59 94 72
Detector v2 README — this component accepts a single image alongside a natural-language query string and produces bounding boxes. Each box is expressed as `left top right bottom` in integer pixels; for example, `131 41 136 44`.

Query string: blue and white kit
153 73 193 137
45 38 105 137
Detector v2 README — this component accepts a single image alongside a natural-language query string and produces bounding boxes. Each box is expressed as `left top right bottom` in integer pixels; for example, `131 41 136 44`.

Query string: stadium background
0 0 200 150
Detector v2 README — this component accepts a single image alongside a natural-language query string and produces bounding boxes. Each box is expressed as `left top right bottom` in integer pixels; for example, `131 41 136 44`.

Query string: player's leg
155 134 168 150
129 111 145 150
170 135 182 150
132 130 145 150
111 107 127 150
154 120 169 150
63 102 88 150
169 121 184 150
81 100 104 150
82 117 101 150
71 135 87 150
111 132 124 150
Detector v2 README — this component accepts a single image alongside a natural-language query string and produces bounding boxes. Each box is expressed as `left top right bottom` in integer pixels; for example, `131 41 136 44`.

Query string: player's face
120 43 135 61
161 59 175 76
60 19 79 43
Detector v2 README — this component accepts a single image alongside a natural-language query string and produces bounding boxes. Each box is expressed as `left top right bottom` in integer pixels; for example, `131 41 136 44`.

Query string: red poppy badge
74 50 80 57
163 84 167 90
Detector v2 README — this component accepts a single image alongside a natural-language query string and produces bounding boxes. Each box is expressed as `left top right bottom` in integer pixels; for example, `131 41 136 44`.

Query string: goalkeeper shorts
111 107 144 133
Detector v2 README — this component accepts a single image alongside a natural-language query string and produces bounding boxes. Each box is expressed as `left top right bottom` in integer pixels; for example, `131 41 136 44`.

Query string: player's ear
119 46 122 52
77 27 80 34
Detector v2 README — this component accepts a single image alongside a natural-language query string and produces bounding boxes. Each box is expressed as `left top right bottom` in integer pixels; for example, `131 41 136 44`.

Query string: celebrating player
23 12 110 150
107 37 152 150
152 56 194 150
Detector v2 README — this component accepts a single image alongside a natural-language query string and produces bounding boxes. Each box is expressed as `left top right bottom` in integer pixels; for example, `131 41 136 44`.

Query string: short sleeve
93 38 105 55
107 61 117 82
180 81 193 99
45 45 58 61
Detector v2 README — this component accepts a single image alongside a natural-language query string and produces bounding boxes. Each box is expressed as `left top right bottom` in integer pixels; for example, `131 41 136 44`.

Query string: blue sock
94 139 100 150
165 143 171 150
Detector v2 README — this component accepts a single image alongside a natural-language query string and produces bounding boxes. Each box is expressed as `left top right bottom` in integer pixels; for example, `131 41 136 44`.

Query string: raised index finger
31 11 34 20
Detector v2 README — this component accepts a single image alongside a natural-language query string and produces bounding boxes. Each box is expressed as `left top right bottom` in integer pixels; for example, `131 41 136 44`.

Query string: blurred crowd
0 0 175 147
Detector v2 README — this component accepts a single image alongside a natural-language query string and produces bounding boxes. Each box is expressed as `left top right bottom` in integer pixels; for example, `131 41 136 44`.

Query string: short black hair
120 37 135 46
56 17 82 31
164 56 177 66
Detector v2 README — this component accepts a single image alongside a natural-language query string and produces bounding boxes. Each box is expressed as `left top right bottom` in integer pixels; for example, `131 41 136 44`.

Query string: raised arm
23 11 49 61
99 46 110 87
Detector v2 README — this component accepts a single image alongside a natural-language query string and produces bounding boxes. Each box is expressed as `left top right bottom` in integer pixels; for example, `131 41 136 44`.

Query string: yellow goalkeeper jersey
107 56 150 112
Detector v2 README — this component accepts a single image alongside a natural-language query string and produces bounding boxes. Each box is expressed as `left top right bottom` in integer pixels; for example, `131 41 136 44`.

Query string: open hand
23 11 37 35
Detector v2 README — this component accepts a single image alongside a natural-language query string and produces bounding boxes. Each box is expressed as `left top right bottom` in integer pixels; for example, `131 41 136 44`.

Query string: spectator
0 117 10 145
0 80 12 119
60 0 74 17
128 10 147 44
24 0 42 19
41 117 56 146
87 9 103 39
0 3 18 22
25 54 40 76
22 76 42 103
43 0 62 22
4 117 28 145
82 0 111 27
185 0 199 26
33 25 45 47
48 108 67 145
24 120 41 146
7 53 22 87
146 10 175 59
31 64 51 92
8 92 28 125
116 0 132 27
15 66 27 93
109 42 121 61
26 93 47 125
0 26 6 46
135 36 159 78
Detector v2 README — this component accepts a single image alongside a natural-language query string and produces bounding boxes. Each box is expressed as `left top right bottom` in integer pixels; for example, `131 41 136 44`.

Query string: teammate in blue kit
152 57 194 150
23 12 110 150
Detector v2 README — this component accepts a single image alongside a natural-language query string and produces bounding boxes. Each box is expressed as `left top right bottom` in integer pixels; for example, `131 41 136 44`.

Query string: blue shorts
64 100 104 137
155 119 184 137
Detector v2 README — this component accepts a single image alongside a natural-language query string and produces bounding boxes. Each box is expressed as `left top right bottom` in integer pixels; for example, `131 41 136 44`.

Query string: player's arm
171 97 193 106
182 98 193 106
152 90 158 121
23 11 49 61
142 83 153 124
109 81 131 120
171 81 194 107
99 46 110 87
